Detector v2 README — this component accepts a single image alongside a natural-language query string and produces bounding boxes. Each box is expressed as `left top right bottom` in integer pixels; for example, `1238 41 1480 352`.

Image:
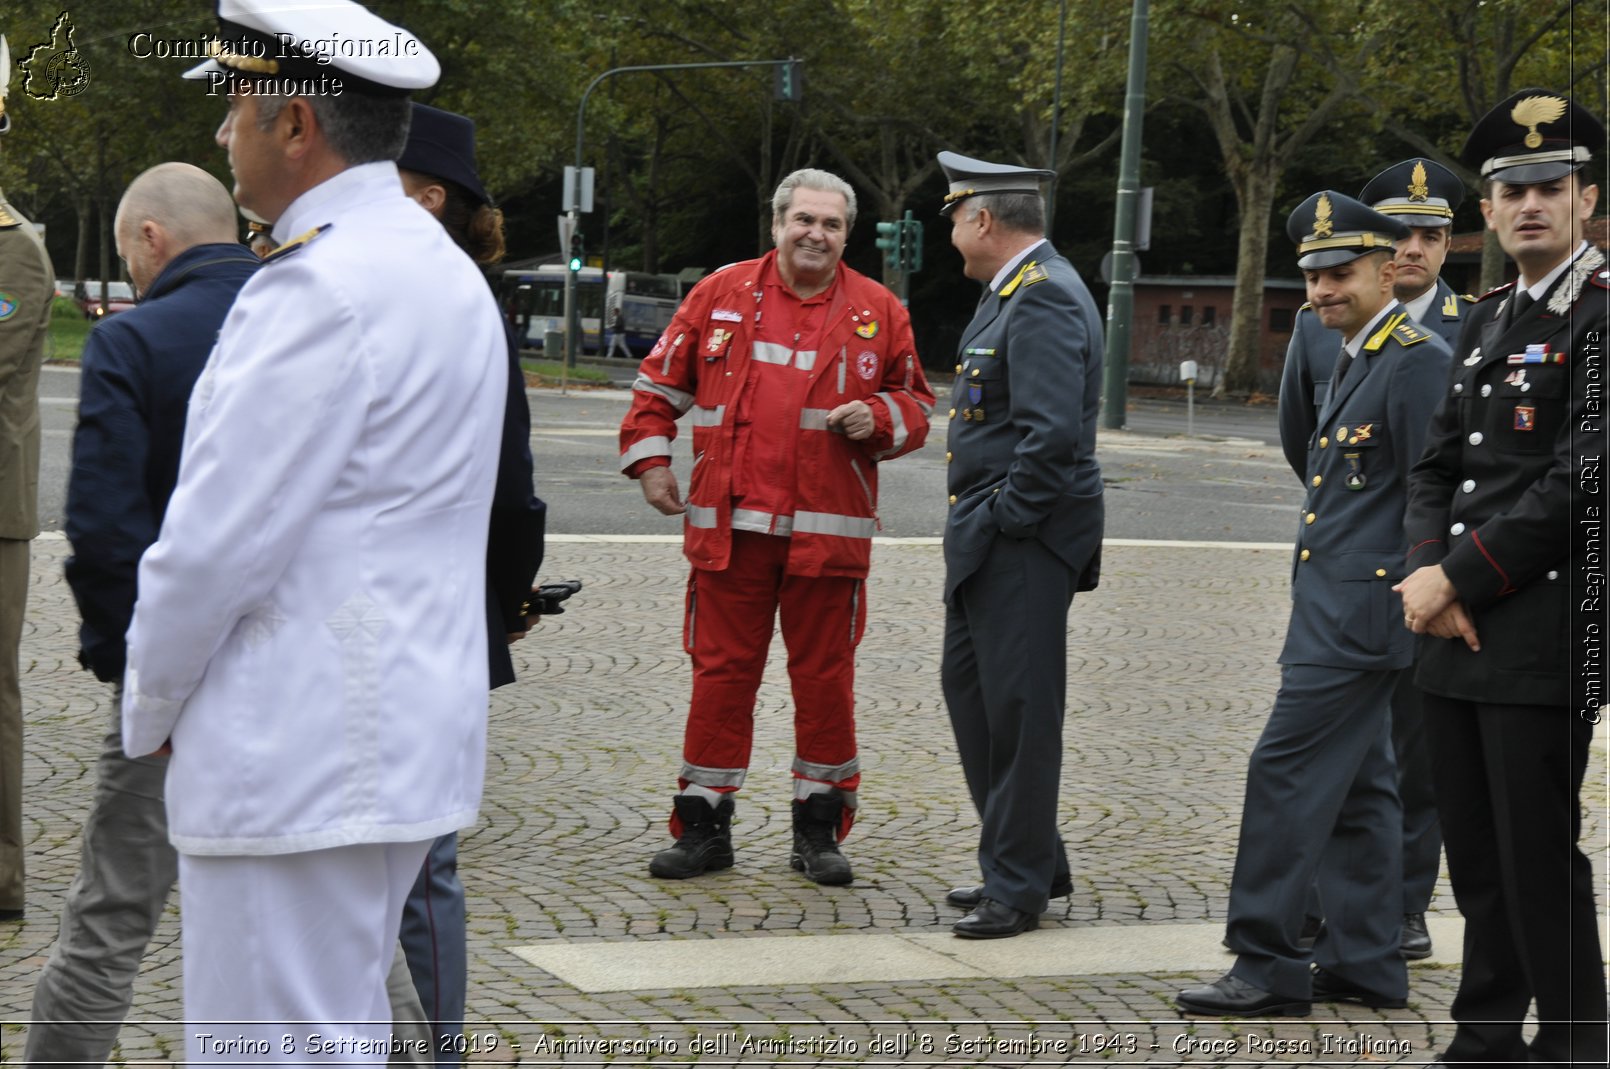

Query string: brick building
1129 275 1308 391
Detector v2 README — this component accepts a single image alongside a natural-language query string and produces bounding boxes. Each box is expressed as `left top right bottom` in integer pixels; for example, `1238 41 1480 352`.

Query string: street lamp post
1102 0 1150 431
568 58 801 370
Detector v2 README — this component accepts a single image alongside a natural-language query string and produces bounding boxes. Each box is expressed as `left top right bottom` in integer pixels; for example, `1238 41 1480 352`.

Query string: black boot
790 794 853 886
649 795 734 879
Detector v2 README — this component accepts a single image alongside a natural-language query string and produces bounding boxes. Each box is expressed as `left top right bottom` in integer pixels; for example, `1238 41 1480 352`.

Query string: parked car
72 280 136 319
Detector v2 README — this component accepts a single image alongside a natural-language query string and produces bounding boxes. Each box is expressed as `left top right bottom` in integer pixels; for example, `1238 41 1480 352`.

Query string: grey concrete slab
505 917 1495 996
509 932 985 993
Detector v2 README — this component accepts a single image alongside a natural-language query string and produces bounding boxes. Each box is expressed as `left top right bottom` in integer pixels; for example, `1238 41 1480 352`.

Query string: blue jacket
66 243 260 681
1278 276 1470 480
943 240 1104 601
1280 304 1450 670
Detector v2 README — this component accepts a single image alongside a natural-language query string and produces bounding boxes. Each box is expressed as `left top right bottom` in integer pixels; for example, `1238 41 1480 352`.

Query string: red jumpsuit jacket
620 251 933 577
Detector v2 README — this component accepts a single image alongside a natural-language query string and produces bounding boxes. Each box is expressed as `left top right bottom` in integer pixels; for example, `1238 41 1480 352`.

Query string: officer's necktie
1328 343 1354 402
1509 287 1533 327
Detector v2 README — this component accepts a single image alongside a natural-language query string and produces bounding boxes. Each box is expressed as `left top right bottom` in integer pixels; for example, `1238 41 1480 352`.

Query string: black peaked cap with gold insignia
936 151 1054 216
1359 158 1464 227
1461 88 1603 185
182 0 438 96
1287 190 1410 271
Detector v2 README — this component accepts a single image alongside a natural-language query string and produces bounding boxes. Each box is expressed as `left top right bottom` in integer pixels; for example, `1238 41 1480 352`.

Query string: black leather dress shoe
946 876 1073 909
1400 912 1432 960
1175 974 1311 1017
953 898 1039 939
1311 966 1407 1009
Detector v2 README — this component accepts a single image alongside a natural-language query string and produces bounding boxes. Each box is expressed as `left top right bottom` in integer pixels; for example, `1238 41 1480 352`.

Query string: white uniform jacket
122 163 507 856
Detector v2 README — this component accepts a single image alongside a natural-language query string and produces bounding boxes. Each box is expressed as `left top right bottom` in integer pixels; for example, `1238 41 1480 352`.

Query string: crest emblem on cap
1314 194 1334 238
1511 95 1567 149
1408 161 1429 201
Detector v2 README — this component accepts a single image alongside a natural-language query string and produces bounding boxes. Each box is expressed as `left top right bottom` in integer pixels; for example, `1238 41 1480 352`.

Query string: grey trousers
1226 662 1407 1001
24 699 432 1066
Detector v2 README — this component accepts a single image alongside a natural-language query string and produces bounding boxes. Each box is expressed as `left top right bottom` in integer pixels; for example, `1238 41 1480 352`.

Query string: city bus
500 266 692 357
500 264 605 353
601 271 683 359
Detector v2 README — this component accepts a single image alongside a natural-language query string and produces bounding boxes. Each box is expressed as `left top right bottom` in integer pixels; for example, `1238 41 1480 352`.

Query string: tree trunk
73 195 92 284
1479 228 1506 294
1219 163 1278 397
641 121 664 273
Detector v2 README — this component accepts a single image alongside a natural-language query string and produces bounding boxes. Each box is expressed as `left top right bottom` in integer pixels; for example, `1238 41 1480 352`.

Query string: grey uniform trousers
1225 663 1407 1001
942 535 1076 916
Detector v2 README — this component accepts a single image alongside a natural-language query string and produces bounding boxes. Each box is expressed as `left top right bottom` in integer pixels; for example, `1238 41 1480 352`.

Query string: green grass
519 358 612 386
45 297 94 363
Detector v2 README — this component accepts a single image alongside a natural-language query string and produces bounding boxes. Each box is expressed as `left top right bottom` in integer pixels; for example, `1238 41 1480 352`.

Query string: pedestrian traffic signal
568 233 584 272
875 221 901 271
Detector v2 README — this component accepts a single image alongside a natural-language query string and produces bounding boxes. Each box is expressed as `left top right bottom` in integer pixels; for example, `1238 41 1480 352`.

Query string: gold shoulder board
998 260 1037 298
263 224 331 264
1391 319 1431 346
1364 312 1406 352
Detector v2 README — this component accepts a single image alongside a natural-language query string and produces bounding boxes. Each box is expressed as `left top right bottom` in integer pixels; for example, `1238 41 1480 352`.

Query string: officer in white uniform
120 2 505 1060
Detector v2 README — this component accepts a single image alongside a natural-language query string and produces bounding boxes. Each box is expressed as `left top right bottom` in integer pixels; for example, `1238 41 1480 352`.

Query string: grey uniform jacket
943 240 1103 601
1279 277 1470 480
1280 305 1451 670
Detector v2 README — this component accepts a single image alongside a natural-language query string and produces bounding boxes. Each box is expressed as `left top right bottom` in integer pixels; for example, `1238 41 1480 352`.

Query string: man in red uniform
621 168 933 886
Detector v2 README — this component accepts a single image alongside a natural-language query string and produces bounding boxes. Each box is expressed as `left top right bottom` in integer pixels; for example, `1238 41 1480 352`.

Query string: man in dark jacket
1398 89 1607 1068
1178 191 1448 1017
25 162 260 1062
1274 157 1473 963
935 151 1104 939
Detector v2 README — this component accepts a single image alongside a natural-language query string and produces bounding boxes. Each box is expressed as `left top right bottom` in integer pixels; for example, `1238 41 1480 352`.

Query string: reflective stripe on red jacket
620 251 934 577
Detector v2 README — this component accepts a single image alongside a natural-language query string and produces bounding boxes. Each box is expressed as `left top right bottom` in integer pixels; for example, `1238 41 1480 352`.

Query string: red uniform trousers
673 531 865 839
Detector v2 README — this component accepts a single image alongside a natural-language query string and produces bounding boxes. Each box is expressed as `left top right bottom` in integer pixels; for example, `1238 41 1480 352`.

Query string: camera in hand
525 580 583 616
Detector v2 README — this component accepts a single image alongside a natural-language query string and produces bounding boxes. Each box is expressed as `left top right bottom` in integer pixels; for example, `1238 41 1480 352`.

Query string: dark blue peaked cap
1287 190 1409 270
1359 158 1464 227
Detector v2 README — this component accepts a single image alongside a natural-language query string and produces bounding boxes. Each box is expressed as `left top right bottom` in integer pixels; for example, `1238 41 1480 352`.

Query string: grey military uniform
1279 277 1470 480
1274 275 1469 921
1226 306 1450 1000
941 240 1103 916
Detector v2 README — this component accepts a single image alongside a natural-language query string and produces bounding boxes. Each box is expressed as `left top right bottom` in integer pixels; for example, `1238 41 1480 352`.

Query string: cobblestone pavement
3 530 1604 1066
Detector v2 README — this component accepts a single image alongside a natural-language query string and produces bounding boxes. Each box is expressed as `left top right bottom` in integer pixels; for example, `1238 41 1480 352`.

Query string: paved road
17 363 1605 1066
6 530 1604 1065
37 366 1301 544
